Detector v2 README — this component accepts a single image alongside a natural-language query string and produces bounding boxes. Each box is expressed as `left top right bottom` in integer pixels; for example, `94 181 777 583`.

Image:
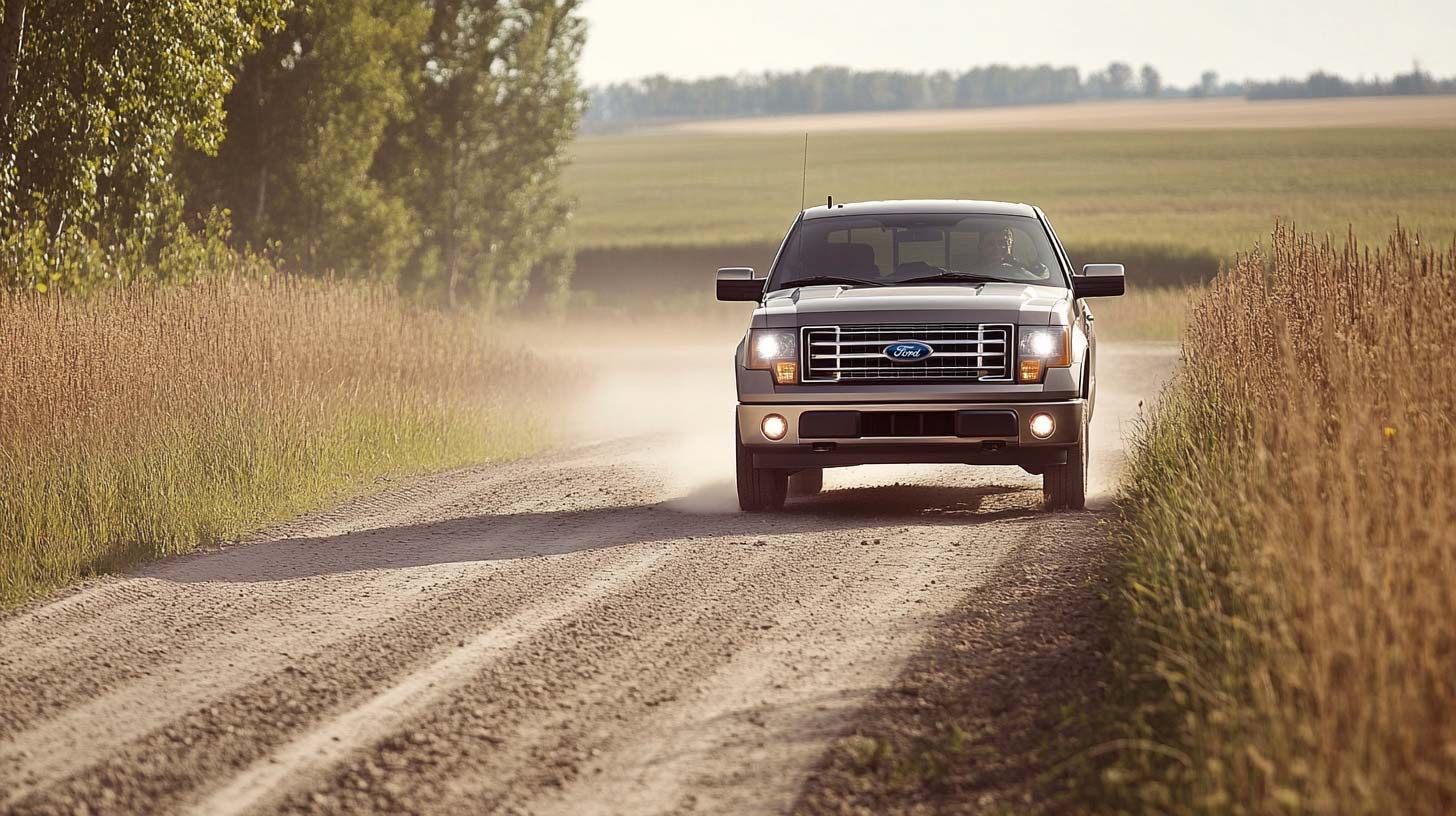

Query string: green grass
565 128 1456 259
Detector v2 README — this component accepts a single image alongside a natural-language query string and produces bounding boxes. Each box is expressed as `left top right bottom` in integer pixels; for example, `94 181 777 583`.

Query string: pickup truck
717 200 1125 512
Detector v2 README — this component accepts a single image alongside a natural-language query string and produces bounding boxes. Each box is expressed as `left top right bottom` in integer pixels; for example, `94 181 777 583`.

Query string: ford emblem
883 341 934 362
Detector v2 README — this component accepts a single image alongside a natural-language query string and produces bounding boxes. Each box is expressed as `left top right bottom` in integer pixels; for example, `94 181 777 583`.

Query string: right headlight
747 329 799 384
1017 326 1070 383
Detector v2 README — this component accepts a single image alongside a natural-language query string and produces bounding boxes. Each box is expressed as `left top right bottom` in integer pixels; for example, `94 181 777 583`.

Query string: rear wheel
1043 414 1088 510
788 467 824 497
736 424 788 511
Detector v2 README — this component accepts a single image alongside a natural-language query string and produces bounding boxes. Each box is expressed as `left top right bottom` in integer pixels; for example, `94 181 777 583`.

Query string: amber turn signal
1018 359 1042 383
773 361 798 384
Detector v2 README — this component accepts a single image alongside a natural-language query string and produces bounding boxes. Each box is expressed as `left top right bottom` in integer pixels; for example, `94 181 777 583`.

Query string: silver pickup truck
717 199 1125 512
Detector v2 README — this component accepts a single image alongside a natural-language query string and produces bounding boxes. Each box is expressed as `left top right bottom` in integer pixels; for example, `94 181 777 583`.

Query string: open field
0 279 553 608
566 127 1456 260
1104 224 1456 811
669 96 1456 135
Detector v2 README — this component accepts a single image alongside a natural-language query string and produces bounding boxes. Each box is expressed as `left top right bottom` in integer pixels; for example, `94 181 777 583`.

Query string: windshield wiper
898 272 1003 285
773 275 886 289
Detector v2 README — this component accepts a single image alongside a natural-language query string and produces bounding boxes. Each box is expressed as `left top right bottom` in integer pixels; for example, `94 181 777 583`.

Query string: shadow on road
140 482 1042 585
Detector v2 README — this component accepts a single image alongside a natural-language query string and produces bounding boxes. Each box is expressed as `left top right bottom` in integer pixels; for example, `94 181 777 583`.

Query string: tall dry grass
1107 223 1456 812
0 277 553 608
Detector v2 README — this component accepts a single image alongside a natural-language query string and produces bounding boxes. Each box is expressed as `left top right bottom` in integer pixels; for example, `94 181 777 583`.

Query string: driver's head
980 227 1014 263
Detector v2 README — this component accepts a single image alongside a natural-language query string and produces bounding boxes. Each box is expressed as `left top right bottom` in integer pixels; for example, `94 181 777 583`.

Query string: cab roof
801 199 1038 220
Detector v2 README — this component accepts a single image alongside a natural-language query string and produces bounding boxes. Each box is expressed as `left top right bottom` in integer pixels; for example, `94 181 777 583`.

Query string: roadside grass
0 277 555 609
1100 224 1456 812
566 128 1456 261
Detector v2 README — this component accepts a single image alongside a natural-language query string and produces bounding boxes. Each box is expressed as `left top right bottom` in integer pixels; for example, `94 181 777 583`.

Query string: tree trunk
254 166 267 231
251 70 267 236
444 124 460 308
0 0 27 146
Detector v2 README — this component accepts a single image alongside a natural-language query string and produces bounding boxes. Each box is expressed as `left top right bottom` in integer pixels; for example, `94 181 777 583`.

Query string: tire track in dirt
190 550 672 816
0 443 646 733
1 443 658 806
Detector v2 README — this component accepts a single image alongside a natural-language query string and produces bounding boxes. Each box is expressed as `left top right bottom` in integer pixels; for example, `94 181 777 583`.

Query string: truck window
771 213 1067 290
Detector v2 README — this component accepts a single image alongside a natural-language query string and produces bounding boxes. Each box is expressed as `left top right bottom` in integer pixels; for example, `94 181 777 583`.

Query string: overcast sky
580 0 1456 88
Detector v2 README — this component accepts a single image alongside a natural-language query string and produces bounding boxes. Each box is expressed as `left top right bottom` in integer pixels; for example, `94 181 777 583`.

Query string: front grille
801 323 1014 382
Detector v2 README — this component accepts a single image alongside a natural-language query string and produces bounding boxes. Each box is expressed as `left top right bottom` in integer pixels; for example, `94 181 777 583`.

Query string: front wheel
1043 416 1088 511
736 424 788 511
788 468 824 497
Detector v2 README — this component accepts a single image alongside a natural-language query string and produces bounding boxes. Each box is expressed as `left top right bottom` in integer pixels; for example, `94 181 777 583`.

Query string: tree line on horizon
0 0 586 306
585 63 1455 128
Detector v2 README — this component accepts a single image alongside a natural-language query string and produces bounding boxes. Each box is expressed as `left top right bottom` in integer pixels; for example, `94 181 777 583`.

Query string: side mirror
1074 263 1126 298
716 267 764 302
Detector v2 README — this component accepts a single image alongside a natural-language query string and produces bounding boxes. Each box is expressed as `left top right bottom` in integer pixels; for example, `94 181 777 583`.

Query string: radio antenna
799 133 809 212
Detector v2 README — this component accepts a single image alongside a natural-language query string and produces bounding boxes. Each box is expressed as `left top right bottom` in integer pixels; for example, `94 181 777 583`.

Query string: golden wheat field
1109 224 1456 812
0 278 554 608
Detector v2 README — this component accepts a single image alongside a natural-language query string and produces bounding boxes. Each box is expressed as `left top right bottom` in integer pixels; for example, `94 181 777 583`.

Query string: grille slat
811 339 1005 347
801 323 1014 383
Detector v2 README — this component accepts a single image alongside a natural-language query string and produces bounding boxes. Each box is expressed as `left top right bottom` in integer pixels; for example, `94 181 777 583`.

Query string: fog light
762 414 788 441
1029 413 1056 439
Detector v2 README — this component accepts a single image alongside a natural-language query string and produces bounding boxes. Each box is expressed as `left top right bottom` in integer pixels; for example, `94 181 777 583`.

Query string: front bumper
737 400 1084 469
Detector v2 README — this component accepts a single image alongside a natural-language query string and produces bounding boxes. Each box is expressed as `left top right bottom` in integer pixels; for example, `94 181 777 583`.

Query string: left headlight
748 329 799 384
1017 326 1070 383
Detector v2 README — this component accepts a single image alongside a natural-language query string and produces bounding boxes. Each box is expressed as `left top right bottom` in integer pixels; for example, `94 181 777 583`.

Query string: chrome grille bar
800 323 1015 382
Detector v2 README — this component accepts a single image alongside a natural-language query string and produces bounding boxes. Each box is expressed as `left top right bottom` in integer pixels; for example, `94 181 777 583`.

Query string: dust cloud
529 317 744 514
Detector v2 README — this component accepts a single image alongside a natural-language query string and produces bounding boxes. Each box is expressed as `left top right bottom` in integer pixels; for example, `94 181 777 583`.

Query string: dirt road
0 343 1175 815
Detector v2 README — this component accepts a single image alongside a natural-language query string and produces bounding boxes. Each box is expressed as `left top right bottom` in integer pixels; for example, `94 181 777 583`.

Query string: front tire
736 424 788 511
1043 415 1088 511
788 468 824 497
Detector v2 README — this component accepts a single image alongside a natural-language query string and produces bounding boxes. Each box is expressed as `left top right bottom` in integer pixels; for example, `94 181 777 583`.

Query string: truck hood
754 282 1070 328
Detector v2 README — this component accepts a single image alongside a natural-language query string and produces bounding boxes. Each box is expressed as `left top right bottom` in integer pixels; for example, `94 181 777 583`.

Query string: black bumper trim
750 444 1069 470
798 409 1019 440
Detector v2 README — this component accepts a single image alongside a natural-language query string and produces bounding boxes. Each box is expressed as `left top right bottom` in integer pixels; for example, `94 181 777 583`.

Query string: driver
978 226 1016 269
976 226 1048 279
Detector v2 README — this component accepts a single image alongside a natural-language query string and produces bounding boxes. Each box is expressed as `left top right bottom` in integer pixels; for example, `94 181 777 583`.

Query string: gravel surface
0 344 1175 815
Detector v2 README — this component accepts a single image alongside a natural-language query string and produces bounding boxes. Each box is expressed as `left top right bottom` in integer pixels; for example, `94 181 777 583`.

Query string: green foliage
587 64 1084 127
182 0 428 280
0 0 287 249
1 0 585 303
1248 67 1456 99
1 205 251 293
178 0 585 304
383 0 585 306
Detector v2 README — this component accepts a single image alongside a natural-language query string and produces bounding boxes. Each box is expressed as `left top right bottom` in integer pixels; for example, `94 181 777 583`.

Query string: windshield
768 213 1067 291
